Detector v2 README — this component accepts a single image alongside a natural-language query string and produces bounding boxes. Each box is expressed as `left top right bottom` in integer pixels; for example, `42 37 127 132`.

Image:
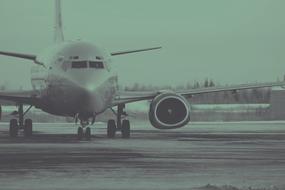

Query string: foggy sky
0 0 285 89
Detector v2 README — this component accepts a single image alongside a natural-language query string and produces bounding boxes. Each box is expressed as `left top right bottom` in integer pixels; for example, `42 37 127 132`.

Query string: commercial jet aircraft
0 0 284 140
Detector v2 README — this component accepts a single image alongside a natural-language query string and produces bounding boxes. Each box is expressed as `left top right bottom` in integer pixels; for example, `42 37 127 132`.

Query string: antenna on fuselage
54 0 64 43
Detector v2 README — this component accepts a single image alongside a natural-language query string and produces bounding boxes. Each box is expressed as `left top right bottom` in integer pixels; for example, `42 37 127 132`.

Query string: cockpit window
89 61 104 69
71 61 104 69
72 61 87 68
69 56 79 60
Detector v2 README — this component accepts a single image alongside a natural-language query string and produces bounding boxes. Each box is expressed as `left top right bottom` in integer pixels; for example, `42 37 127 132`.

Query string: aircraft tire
107 119 116 138
24 119 33 137
9 119 18 137
77 127 84 140
85 127 91 140
121 119 130 139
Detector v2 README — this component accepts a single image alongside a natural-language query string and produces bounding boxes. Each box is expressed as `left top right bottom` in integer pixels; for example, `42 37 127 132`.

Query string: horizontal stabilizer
111 47 162 56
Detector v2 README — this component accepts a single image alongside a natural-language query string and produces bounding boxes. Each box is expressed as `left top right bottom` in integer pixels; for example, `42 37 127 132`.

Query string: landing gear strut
9 104 33 137
107 104 130 139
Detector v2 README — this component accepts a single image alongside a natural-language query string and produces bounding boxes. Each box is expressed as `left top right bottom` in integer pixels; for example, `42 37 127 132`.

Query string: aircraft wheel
121 119 130 139
9 119 18 137
24 119 33 137
107 119 116 138
77 127 84 140
85 127 91 140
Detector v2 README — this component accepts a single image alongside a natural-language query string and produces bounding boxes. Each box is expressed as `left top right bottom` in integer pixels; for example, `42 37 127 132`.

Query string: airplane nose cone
67 67 109 91
80 80 96 92
68 70 97 91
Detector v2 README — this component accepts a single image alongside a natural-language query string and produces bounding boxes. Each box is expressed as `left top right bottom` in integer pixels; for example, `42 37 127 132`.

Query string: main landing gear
107 104 130 139
9 104 33 138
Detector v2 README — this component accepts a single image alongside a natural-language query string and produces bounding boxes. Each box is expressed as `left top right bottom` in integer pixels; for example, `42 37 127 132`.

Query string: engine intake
149 92 190 129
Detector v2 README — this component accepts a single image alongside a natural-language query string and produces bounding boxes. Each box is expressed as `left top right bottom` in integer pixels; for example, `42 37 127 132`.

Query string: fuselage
31 41 118 120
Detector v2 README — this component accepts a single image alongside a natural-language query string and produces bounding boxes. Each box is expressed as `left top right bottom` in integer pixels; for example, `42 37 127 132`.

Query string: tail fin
54 0 64 43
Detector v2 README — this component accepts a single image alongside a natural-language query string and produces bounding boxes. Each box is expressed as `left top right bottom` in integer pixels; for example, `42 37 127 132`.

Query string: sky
0 0 285 89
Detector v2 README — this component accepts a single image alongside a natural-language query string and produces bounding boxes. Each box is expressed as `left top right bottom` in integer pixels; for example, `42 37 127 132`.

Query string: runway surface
0 121 284 190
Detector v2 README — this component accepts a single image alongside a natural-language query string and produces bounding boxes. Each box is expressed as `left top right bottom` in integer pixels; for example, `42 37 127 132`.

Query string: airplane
0 0 284 140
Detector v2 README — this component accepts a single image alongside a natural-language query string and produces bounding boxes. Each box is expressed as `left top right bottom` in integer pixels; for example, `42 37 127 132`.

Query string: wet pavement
0 121 284 190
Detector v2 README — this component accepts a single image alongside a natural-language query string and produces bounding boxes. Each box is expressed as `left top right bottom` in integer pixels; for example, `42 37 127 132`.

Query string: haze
0 0 284 89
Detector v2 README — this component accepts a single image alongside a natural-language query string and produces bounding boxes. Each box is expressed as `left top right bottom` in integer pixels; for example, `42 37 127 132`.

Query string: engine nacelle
149 92 190 129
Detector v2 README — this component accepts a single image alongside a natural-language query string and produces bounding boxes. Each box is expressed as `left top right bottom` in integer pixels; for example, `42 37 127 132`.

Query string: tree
0 82 7 91
194 81 200 89
132 83 140 91
204 78 209 88
209 80 215 87
186 82 193 89
0 84 5 91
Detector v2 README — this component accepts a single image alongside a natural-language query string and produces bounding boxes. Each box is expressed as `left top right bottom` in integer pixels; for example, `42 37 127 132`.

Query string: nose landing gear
75 105 131 140
77 126 91 140
76 117 92 140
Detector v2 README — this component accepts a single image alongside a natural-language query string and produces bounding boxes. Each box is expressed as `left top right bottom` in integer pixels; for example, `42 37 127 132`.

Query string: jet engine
149 92 190 129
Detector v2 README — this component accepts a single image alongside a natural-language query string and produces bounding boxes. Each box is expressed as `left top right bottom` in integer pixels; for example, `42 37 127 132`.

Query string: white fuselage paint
31 41 118 120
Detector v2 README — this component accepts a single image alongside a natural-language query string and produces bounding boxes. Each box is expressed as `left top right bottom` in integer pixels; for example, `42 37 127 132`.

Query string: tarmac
0 121 284 190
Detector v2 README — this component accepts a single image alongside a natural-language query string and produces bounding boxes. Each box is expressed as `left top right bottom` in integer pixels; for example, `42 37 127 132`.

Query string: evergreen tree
209 80 215 87
194 81 200 89
204 78 209 87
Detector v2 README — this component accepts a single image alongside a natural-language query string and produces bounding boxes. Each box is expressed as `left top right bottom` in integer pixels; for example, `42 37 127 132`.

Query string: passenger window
72 61 87 68
89 61 104 69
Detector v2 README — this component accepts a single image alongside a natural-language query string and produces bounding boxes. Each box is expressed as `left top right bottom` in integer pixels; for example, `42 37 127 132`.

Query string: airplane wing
0 90 40 105
177 81 285 96
0 51 36 61
113 91 157 105
0 51 46 67
112 81 285 106
111 47 162 56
